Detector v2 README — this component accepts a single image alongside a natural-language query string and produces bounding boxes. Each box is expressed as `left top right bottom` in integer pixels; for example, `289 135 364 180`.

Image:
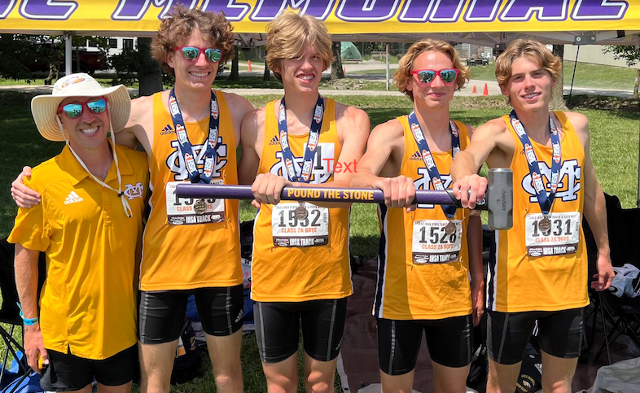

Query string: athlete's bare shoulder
241 105 268 150
334 101 370 144
334 101 368 124
469 117 515 168
118 93 157 152
562 111 590 148
221 91 254 118
372 117 405 141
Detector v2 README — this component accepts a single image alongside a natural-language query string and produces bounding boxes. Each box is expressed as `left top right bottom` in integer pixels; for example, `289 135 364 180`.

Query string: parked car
467 55 489 66
26 43 107 74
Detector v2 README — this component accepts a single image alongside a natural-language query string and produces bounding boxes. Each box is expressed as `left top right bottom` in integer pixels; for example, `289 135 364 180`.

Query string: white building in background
564 45 632 68
81 37 138 57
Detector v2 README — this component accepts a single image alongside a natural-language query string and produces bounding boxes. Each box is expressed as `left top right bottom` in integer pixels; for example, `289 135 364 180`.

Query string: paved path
0 75 634 98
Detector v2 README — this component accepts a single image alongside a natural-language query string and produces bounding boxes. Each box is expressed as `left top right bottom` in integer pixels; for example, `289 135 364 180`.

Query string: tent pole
65 33 72 76
385 43 390 91
637 99 640 208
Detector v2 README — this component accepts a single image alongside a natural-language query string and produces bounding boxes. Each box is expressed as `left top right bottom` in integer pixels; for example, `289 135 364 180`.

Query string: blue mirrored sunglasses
410 69 459 85
174 46 222 63
57 98 107 119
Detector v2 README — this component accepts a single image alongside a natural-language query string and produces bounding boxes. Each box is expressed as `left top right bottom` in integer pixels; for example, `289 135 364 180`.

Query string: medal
194 199 207 214
295 205 308 220
445 222 456 235
538 217 551 232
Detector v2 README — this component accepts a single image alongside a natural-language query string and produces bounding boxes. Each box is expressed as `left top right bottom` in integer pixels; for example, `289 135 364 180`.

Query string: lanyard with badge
408 111 460 234
272 95 329 247
510 109 560 229
407 112 463 263
510 110 580 256
166 88 225 225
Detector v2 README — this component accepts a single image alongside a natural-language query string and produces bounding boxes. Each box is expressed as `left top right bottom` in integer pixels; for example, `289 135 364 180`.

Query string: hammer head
486 168 513 230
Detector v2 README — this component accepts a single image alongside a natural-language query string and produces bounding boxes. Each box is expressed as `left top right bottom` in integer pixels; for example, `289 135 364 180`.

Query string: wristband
17 303 38 326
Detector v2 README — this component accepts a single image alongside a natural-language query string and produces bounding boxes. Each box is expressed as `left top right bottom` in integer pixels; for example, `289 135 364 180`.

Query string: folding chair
0 238 46 390
0 238 28 387
582 194 640 364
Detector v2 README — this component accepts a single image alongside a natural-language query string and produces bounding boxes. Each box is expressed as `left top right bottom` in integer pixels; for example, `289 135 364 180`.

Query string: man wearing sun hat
8 73 148 392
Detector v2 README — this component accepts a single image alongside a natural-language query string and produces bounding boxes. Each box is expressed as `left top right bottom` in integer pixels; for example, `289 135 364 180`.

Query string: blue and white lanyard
509 110 561 214
407 111 460 218
278 95 325 183
169 88 220 184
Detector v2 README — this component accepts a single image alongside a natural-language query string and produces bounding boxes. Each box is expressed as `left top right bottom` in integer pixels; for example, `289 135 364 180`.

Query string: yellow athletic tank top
488 111 587 312
140 91 242 291
251 98 352 302
375 116 472 320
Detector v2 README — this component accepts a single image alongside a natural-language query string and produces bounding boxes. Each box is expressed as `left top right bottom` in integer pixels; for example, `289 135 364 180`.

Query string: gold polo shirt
9 144 148 360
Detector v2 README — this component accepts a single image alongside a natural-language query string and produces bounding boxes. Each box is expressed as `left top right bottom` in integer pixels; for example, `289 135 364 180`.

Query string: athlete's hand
24 324 48 374
452 174 487 209
374 176 416 212
592 253 614 291
471 279 484 326
251 172 292 208
11 166 41 208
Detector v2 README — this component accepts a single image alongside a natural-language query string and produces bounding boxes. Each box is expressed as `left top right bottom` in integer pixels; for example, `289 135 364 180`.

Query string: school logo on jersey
521 159 581 203
123 182 144 200
413 168 453 209
166 137 228 181
269 143 334 184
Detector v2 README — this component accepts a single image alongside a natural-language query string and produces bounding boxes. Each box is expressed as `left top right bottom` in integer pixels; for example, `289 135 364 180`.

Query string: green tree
604 45 640 98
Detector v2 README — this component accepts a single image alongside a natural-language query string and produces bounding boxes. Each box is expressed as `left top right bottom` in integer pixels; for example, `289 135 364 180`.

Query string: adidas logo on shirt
160 124 175 135
410 151 422 161
64 191 83 205
268 135 279 146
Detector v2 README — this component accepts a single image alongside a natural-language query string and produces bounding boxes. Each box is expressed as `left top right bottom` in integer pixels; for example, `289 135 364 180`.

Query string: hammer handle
175 184 485 209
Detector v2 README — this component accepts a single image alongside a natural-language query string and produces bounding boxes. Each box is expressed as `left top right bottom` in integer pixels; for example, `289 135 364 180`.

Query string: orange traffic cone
343 66 346 75
482 83 489 96
472 85 476 94
247 60 252 72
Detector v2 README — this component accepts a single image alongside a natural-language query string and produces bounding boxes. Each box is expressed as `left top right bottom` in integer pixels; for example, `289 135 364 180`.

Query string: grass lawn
1 91 638 392
353 61 638 92
463 61 638 91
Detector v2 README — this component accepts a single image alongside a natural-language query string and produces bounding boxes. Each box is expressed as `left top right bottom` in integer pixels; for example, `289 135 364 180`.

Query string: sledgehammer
176 168 513 230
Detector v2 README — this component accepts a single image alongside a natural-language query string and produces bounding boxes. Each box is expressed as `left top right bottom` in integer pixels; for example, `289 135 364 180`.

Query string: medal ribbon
509 110 562 215
169 88 220 184
278 95 325 183
407 111 460 218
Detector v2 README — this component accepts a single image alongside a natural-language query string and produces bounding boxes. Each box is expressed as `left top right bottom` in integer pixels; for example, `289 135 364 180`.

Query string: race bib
411 220 462 264
525 212 580 256
165 180 225 225
272 202 329 247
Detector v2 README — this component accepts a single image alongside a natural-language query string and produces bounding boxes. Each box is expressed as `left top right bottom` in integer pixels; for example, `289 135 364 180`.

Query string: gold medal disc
538 217 552 232
295 205 308 220
194 199 207 214
445 222 456 235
